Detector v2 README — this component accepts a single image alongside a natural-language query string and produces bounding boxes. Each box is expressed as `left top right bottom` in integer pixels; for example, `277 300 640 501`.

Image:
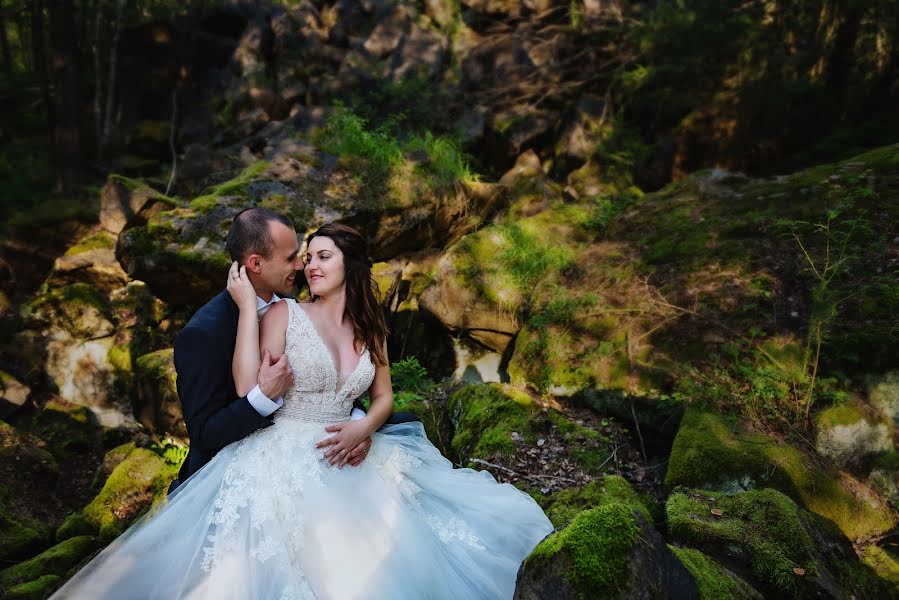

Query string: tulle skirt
52 418 553 599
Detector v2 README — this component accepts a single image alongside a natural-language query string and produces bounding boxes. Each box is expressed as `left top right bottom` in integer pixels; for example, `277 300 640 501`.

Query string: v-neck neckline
296 302 366 398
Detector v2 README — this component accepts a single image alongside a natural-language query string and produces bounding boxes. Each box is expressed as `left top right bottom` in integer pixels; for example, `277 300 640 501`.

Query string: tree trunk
0 4 13 82
31 0 53 128
50 0 82 194
102 0 123 143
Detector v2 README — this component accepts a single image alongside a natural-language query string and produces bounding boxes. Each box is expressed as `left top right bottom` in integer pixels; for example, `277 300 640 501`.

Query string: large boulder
119 137 508 306
516 502 698 599
666 408 896 542
82 444 179 540
666 488 894 598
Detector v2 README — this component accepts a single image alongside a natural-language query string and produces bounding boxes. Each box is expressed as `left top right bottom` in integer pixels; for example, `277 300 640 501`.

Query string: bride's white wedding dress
53 299 553 599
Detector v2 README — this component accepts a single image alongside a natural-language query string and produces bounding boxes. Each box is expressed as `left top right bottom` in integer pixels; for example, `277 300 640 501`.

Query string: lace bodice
278 299 376 423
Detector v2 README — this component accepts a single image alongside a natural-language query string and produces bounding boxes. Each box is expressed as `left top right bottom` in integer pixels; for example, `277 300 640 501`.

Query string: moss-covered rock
448 383 608 472
666 408 896 541
0 535 99 590
55 511 96 542
133 348 185 441
47 228 128 291
4 573 62 600
516 504 697 600
814 402 892 468
449 383 541 460
542 475 655 528
20 283 113 339
82 446 178 540
668 546 763 599
666 488 894 598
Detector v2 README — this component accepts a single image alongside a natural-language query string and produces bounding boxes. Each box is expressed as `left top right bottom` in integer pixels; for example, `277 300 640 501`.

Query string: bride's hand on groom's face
226 262 258 312
316 420 373 468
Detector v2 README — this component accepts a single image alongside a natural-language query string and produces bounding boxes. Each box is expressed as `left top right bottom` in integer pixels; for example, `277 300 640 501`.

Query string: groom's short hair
226 207 295 262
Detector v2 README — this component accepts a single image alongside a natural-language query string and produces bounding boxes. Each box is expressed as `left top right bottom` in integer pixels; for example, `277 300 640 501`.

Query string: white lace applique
201 424 323 575
372 445 424 506
426 516 486 550
278 300 376 424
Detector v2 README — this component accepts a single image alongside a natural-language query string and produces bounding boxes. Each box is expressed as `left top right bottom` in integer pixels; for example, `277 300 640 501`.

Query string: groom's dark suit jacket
173 291 272 488
171 290 419 493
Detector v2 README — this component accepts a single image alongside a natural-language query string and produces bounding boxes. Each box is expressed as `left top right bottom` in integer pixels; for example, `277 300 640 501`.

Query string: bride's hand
226 262 257 312
316 420 374 468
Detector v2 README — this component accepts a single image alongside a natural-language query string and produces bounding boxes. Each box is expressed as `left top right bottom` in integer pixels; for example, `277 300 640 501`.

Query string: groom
169 207 373 493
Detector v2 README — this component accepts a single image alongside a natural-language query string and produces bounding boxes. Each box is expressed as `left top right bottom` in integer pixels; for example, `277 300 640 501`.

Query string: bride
53 223 553 599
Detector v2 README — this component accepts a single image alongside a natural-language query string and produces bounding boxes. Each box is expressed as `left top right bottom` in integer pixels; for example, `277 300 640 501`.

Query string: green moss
0 535 99 589
448 384 539 460
5 574 62 600
107 343 132 383
135 349 176 397
860 545 899 588
188 194 218 211
108 174 178 206
205 160 270 198
0 509 45 561
815 402 882 428
666 408 896 540
525 503 640 599
82 448 178 540
55 512 95 542
668 545 760 599
666 489 814 595
64 230 116 256
544 475 654 528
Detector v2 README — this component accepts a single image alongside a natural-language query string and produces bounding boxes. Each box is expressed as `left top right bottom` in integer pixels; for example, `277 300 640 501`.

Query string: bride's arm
227 263 264 397
363 339 394 429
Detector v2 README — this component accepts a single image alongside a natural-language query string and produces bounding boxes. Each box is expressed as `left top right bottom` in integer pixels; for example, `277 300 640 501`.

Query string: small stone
537 438 545 447
510 431 524 442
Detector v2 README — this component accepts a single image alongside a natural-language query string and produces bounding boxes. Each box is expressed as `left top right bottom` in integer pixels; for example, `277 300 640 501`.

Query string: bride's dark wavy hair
305 223 388 366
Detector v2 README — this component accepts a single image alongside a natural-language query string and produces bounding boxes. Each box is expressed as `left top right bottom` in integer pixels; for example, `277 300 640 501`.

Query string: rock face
45 230 129 291
869 371 899 426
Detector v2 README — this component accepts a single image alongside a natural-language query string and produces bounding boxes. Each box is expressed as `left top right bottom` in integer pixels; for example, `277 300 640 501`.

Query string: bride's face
304 235 346 297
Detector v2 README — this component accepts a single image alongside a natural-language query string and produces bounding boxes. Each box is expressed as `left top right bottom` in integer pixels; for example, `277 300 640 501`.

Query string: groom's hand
258 348 293 399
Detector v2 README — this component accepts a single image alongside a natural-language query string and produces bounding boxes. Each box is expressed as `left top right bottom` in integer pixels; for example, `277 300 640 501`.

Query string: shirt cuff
246 385 283 417
350 407 366 421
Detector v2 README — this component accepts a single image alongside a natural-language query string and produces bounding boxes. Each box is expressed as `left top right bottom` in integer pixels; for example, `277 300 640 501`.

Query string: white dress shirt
246 294 284 416
246 293 365 421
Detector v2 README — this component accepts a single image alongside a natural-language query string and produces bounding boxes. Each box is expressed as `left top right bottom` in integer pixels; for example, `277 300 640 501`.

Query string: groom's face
255 221 302 297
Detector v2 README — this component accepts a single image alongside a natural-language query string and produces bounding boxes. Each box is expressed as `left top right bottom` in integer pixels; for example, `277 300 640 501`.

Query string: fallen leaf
793 567 805 576
710 508 724 517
